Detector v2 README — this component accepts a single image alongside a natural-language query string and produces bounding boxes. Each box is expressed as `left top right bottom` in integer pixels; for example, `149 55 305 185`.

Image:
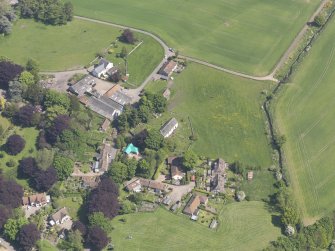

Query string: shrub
6 159 16 167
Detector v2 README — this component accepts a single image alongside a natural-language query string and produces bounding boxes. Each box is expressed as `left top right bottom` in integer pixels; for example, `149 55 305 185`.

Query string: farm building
160 118 178 138
159 60 177 77
109 90 132 106
87 96 124 121
92 58 113 78
68 75 95 97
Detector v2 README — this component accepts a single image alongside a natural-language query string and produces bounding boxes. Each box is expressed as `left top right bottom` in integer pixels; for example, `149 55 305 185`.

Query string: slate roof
87 96 123 120
160 118 178 137
110 91 132 106
68 75 95 96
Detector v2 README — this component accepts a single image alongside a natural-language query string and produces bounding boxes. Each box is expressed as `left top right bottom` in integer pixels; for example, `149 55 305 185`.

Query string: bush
6 159 16 167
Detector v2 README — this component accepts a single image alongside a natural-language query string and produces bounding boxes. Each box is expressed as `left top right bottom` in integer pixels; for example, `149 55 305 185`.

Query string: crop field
276 18 335 221
111 202 280 251
72 0 319 76
0 19 163 76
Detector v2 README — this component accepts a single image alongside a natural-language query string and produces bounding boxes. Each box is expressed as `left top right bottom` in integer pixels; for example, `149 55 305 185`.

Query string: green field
169 63 273 167
72 0 320 75
111 202 281 251
276 18 335 221
0 19 163 76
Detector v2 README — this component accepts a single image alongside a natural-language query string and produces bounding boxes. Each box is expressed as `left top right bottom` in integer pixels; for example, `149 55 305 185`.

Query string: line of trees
18 0 74 25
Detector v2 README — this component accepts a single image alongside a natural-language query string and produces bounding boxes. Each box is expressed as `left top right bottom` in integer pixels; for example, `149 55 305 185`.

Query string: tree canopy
182 150 198 170
52 154 74 181
0 60 24 89
0 174 24 209
5 134 26 155
18 0 74 25
87 177 120 219
17 223 41 251
87 226 110 251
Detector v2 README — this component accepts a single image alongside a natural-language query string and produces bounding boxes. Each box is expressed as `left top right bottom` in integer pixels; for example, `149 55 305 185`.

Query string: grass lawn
241 169 276 201
0 116 39 188
111 202 281 251
37 240 58 251
144 80 167 95
275 17 335 222
0 18 163 75
140 63 273 167
72 0 320 76
54 197 83 220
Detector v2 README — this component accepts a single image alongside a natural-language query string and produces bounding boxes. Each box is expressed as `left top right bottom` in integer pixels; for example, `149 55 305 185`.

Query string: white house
92 59 113 78
160 118 178 138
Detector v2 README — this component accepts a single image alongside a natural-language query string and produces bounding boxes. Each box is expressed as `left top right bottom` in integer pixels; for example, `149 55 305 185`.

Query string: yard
0 18 163 80
275 15 335 222
137 63 274 167
0 116 39 188
54 196 83 221
111 202 281 250
72 0 320 75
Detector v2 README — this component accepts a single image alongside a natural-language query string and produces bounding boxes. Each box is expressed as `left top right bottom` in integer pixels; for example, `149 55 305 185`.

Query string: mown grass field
0 19 163 77
275 18 335 221
169 63 273 167
72 0 319 75
111 202 281 251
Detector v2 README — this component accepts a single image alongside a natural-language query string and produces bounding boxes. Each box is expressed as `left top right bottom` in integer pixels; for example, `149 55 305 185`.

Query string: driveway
0 238 15 251
168 182 195 203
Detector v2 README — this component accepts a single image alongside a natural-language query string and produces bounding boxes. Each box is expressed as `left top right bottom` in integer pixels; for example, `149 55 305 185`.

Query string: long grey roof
160 118 178 136
110 91 132 105
87 96 123 120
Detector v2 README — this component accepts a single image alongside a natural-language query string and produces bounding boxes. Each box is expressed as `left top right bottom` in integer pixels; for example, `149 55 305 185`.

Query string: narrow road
76 0 328 85
75 15 277 84
46 2 326 97
269 0 328 78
